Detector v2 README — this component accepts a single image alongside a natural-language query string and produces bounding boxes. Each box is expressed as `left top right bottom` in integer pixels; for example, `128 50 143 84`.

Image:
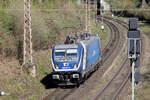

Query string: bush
0 4 16 56
0 0 83 57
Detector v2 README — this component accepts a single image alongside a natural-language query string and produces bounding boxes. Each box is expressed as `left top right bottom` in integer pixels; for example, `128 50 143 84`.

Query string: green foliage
111 0 150 21
0 7 13 35
32 0 56 8
0 4 16 56
127 9 150 21
0 0 83 57
0 37 4 45
43 0 56 9
0 1 112 100
92 24 110 47
134 0 142 7
0 0 11 7
38 65 49 75
135 22 150 100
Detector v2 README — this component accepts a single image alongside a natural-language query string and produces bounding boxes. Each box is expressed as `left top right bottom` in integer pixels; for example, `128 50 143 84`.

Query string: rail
40 16 126 100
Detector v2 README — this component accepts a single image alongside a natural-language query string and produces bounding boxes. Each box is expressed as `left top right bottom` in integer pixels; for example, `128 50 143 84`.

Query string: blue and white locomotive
51 32 102 86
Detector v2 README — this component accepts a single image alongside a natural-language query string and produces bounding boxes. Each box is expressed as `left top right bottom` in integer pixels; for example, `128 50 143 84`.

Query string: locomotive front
51 44 83 86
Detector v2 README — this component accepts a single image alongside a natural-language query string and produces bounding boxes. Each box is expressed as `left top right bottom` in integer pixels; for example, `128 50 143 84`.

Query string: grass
0 1 83 100
0 1 111 100
139 22 150 35
0 2 14 37
135 22 150 100
0 37 4 45
105 0 150 21
136 66 150 100
0 72 46 100
92 23 110 47
0 3 16 56
114 16 150 100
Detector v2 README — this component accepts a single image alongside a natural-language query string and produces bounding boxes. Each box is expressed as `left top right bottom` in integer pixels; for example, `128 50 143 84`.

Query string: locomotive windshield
66 49 77 59
55 50 65 57
54 49 78 61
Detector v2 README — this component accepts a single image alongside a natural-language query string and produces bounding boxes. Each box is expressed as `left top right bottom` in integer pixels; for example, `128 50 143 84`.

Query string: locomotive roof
80 34 99 45
55 44 78 49
54 32 100 48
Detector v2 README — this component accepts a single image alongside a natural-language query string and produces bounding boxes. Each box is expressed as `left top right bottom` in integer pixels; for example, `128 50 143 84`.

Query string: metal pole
23 0 26 65
28 0 33 64
24 0 33 64
132 61 135 100
88 0 91 33
101 1 104 32
24 0 36 77
85 0 88 31
77 0 81 5
95 0 97 24
102 8 103 25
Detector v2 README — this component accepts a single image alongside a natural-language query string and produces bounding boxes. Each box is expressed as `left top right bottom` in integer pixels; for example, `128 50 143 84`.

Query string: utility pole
24 0 36 77
85 0 88 31
101 0 104 32
141 0 147 8
88 0 91 33
110 0 114 17
94 0 97 24
77 0 81 5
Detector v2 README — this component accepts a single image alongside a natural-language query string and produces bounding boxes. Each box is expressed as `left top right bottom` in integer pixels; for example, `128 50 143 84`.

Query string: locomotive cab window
54 49 78 61
55 50 66 58
66 49 78 60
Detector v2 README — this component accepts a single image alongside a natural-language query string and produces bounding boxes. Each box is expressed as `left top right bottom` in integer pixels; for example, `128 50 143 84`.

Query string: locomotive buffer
127 18 141 100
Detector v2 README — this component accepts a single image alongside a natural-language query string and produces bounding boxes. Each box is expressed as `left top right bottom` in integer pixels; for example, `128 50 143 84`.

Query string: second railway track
92 17 130 100
92 56 130 100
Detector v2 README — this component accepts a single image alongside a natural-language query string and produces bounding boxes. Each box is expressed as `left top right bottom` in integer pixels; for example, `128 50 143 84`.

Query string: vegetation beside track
0 3 16 57
0 1 83 100
115 16 150 100
0 0 85 57
92 23 110 47
0 1 110 100
135 22 150 100
105 0 150 21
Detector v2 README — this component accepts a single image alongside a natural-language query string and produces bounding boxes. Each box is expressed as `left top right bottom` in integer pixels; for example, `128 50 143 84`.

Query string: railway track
92 56 130 100
39 16 128 100
91 17 132 100
106 17 132 100
103 16 143 100
103 16 128 29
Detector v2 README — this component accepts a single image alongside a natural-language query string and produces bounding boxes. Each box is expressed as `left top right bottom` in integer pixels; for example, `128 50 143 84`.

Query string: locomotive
51 32 102 86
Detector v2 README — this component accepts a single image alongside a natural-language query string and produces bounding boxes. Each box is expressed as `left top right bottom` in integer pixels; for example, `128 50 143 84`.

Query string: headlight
72 74 79 78
74 64 78 69
52 75 59 79
54 64 59 69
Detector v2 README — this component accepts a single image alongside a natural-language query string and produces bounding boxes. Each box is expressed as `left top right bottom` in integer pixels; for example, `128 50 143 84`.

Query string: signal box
127 18 141 67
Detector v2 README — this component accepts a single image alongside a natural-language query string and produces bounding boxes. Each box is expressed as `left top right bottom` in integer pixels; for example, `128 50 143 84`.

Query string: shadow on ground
40 73 58 89
41 73 78 89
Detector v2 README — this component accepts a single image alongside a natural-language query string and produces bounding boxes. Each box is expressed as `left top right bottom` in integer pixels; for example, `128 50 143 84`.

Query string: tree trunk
77 0 81 5
141 0 147 8
148 0 150 6
39 0 44 4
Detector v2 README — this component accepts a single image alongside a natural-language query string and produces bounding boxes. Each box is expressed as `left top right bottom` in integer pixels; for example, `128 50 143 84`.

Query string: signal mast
127 18 141 100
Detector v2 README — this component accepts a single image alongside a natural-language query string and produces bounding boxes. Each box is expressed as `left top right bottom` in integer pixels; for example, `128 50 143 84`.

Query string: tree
148 0 150 6
141 0 147 8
